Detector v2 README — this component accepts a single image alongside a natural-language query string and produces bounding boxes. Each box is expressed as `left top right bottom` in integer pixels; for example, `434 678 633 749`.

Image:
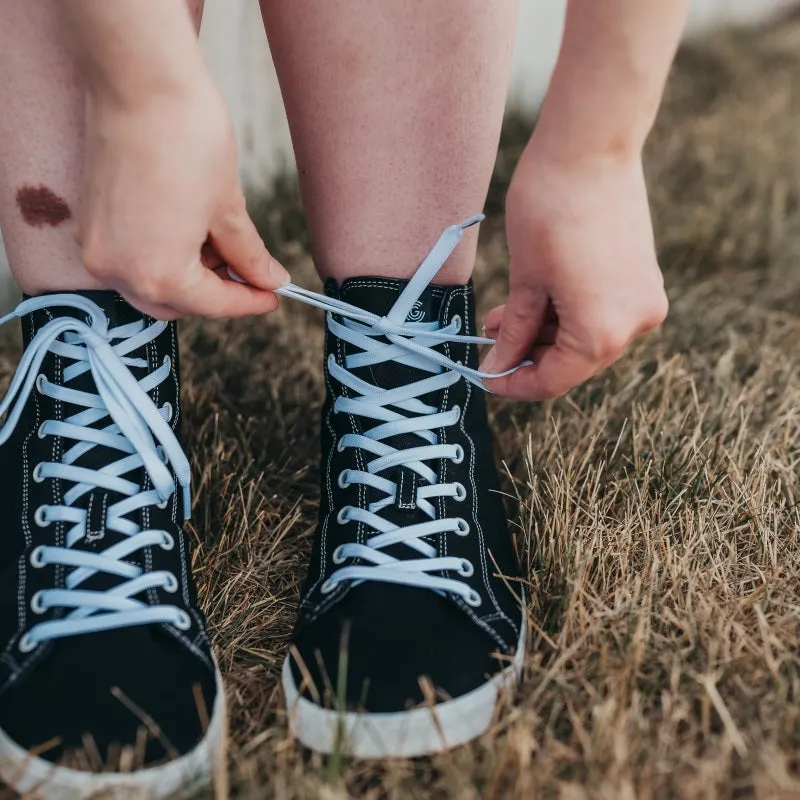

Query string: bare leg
260 0 518 284
0 0 204 295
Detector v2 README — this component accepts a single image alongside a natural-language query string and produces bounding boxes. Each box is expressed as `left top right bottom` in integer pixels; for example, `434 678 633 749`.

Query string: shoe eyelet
455 518 470 536
458 559 474 578
454 483 467 502
450 404 461 418
33 506 50 528
332 545 347 564
451 445 465 464
32 464 45 483
321 578 336 594
36 423 47 440
29 546 46 568
338 470 350 489
156 498 170 510
174 611 192 630
327 354 336 370
451 314 462 333
35 374 46 394
18 634 36 654
336 507 350 525
163 574 179 593
336 439 346 453
161 402 173 423
30 591 46 615
160 533 175 551
162 355 172 370
465 590 482 608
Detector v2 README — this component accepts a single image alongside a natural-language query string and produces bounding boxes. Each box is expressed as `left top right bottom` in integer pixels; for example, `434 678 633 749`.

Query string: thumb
480 283 548 375
208 205 290 290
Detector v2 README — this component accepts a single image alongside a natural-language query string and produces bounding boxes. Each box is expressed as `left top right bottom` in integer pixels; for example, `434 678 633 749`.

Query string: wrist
531 87 650 167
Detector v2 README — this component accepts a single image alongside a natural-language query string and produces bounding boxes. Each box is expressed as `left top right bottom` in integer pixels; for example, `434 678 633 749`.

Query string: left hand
480 138 669 401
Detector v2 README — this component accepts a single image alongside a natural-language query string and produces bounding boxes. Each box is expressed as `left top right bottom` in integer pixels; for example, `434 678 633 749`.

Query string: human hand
78 76 288 320
481 139 668 400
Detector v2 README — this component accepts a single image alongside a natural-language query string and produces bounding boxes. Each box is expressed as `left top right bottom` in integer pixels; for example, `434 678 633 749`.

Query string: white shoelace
0 295 192 652
272 216 524 605
2 216 521 646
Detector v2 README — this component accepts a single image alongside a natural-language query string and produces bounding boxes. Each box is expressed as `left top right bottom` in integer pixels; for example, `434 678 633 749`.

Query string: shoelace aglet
181 484 191 521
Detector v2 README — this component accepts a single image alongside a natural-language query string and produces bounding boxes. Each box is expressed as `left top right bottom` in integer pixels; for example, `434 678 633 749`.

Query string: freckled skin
15 184 72 228
0 1 204 294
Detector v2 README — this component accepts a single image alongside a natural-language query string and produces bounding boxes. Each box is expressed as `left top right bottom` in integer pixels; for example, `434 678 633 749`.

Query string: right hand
78 76 288 320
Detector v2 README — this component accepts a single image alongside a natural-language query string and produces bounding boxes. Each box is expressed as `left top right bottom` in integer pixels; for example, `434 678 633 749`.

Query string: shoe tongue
328 276 474 528
330 277 463 391
21 290 143 347
336 277 448 324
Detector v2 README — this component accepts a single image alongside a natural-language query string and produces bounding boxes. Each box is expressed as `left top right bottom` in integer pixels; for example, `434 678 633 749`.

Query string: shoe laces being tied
276 215 527 606
0 295 192 652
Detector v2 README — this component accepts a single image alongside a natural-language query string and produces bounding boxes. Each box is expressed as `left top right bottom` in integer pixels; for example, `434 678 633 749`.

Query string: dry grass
6 20 800 800
192 23 800 800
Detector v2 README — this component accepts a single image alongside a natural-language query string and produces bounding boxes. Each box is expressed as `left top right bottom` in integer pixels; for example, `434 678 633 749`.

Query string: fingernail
480 347 499 374
269 258 291 287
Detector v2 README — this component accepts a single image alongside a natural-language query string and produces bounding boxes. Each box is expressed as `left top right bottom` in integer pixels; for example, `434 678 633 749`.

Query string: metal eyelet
465 590 482 608
30 591 46 615
332 546 346 564
18 634 36 654
458 559 474 578
32 464 45 483
454 483 467 502
29 546 46 568
161 402 173 423
452 444 465 464
33 506 50 528
338 470 350 489
160 533 175 551
175 611 192 630
163 574 179 593
336 507 350 525
451 314 462 333
35 374 46 393
455 518 470 536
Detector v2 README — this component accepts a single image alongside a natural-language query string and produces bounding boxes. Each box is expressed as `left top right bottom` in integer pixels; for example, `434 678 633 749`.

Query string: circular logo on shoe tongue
407 301 425 322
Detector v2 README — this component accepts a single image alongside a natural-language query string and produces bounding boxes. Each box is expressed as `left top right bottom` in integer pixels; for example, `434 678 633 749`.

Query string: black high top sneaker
282 268 526 758
0 293 224 799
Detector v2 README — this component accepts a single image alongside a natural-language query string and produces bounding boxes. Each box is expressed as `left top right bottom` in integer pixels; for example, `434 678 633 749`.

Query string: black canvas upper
0 292 216 766
289 277 523 713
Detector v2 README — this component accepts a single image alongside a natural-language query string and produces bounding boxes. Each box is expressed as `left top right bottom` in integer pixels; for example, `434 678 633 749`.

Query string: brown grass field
5 19 800 800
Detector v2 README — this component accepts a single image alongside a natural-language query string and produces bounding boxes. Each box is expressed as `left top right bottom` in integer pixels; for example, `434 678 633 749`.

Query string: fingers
168 261 280 318
207 204 290 290
479 284 548 375
485 343 599 401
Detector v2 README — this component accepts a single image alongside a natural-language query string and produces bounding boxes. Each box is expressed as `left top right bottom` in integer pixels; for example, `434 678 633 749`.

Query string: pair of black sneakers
0 222 524 797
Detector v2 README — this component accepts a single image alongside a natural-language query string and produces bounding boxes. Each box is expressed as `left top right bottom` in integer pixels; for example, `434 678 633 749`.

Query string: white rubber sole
0 668 226 800
283 620 526 759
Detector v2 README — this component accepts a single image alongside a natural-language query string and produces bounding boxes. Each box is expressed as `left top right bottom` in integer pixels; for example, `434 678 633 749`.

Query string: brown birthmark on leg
16 184 72 228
